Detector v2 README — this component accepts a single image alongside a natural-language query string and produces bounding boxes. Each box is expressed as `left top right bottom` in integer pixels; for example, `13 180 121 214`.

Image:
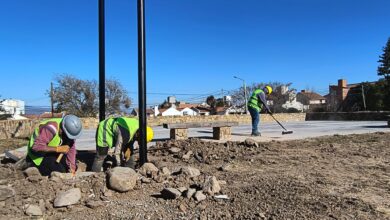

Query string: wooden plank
163 121 238 129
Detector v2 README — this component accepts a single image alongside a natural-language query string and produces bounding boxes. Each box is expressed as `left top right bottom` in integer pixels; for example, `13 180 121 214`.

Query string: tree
105 79 132 115
377 38 390 109
206 95 216 108
50 74 132 117
378 37 390 81
51 74 98 117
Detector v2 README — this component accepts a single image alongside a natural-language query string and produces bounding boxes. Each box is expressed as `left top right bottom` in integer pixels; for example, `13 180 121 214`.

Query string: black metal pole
99 0 106 122
137 0 147 164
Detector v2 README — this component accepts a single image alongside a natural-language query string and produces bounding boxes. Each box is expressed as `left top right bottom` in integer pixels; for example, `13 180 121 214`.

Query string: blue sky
0 0 389 107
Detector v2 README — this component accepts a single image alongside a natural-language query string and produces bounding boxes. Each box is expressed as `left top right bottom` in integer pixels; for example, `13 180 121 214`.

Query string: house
327 79 377 112
192 106 211 116
178 107 198 116
296 90 326 111
0 99 25 115
159 106 182 116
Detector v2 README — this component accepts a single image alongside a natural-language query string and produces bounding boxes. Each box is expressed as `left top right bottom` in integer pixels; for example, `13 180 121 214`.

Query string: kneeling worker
92 117 154 172
27 115 83 176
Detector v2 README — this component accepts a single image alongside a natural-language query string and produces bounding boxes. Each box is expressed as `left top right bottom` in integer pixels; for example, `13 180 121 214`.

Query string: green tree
377 38 390 109
378 37 390 81
105 79 132 115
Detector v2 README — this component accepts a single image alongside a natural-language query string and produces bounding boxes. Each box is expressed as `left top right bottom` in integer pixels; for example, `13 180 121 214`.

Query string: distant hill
24 106 51 115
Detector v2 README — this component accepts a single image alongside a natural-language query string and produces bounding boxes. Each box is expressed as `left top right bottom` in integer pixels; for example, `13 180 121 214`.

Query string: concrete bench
163 121 239 140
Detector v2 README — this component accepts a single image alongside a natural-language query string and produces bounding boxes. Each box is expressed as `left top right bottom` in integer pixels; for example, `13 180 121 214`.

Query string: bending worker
27 115 83 176
247 85 273 136
92 117 154 172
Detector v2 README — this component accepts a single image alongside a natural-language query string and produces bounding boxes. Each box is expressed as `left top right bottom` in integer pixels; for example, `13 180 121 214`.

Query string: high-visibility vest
96 118 118 148
27 118 62 166
247 89 265 112
116 117 139 143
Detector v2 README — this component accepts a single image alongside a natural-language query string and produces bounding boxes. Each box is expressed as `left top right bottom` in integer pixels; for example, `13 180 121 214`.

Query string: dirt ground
1 132 390 219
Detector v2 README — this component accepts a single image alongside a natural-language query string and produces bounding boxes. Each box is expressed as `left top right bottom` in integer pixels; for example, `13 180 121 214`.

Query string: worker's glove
56 145 70 153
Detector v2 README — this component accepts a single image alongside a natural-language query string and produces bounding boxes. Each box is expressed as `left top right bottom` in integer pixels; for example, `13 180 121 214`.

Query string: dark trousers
28 154 68 176
248 106 260 134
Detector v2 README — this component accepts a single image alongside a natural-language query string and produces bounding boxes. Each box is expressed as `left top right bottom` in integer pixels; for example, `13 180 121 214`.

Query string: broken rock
194 191 207 202
159 167 171 177
182 150 193 161
86 200 105 209
185 188 196 199
244 138 258 147
180 166 201 178
161 188 182 200
138 163 159 177
54 188 81 207
203 176 221 195
107 167 137 192
25 204 43 216
23 167 41 177
0 186 15 201
169 147 181 154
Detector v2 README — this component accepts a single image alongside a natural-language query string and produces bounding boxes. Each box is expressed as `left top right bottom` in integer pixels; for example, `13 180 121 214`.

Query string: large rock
138 163 159 177
54 188 81 207
194 191 207 202
25 204 43 216
23 167 41 177
180 166 201 178
0 186 15 201
203 176 221 195
161 188 182 200
107 167 137 192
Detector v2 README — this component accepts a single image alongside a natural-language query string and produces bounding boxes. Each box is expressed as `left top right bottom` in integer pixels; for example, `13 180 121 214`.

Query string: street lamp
233 76 248 114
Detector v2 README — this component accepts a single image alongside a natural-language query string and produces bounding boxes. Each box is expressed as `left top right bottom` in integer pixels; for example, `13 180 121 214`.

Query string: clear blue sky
1 0 389 107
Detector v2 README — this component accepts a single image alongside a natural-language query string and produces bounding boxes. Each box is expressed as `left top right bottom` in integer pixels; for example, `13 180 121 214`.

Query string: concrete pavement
76 120 389 150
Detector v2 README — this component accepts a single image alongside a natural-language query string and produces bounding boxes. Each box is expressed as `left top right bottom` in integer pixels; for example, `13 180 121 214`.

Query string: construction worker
247 85 273 136
26 115 83 176
91 117 154 172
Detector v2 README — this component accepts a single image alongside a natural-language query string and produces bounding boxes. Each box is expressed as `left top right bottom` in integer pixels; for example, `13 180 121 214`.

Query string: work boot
251 132 261 137
91 156 105 172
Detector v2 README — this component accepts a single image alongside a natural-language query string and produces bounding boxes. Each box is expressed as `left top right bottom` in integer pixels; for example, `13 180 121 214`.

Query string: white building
0 99 25 115
179 107 198 116
160 106 182 116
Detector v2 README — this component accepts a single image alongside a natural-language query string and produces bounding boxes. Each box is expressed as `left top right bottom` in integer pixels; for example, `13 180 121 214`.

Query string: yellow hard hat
146 126 154 143
265 86 273 95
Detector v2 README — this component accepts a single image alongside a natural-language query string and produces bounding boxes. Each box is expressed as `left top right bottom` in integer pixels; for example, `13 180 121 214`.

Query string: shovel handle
56 153 64 163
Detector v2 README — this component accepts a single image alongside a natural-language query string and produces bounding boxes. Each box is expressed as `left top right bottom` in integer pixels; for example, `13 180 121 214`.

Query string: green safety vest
27 118 62 166
96 118 118 148
116 117 139 143
247 89 265 112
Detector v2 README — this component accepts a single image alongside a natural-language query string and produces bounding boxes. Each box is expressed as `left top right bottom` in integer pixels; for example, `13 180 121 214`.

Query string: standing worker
91 117 154 172
26 115 83 176
247 85 273 136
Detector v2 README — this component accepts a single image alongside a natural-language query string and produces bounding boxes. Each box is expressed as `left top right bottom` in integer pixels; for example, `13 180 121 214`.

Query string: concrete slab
75 121 389 150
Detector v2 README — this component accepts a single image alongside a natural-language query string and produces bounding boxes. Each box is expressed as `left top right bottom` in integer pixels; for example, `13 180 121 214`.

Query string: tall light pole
234 76 248 114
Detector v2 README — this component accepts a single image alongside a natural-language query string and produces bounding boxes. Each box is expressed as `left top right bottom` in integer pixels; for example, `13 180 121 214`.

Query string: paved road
76 121 389 151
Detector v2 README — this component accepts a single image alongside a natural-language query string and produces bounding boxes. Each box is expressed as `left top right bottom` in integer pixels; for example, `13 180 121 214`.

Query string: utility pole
50 82 54 117
234 76 248 114
361 84 366 111
138 0 147 165
98 0 106 122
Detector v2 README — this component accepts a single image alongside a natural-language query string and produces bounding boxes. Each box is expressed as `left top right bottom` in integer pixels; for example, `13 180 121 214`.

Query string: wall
0 119 38 139
0 113 306 139
306 112 390 121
